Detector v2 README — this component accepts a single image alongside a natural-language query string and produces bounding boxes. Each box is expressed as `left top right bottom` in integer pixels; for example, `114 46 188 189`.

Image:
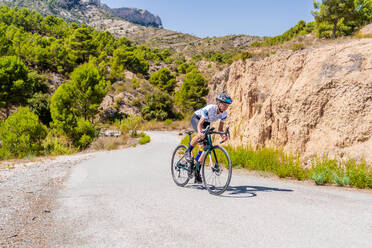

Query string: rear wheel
171 145 190 187
202 146 232 195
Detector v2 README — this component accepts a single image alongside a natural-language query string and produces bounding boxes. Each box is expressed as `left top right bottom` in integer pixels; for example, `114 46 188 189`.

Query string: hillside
0 0 260 54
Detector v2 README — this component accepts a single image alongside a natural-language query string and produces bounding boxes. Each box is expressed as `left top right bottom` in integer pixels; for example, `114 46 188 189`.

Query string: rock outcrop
210 39 372 163
107 7 163 28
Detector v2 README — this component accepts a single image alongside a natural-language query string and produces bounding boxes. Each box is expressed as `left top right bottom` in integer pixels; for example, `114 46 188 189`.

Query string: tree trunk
5 104 10 118
332 20 337 39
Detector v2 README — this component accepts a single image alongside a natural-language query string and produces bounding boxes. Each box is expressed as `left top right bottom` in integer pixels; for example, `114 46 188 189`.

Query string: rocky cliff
108 7 162 28
210 38 372 164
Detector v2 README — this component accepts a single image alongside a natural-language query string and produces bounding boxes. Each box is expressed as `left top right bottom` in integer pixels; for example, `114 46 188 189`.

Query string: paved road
49 131 372 248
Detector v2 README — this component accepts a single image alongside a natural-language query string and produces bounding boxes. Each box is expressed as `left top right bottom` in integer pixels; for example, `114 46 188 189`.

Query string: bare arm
218 121 224 132
197 117 206 134
219 121 228 141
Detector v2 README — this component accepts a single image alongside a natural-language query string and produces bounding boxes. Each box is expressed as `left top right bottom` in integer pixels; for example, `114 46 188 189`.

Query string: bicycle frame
179 127 226 173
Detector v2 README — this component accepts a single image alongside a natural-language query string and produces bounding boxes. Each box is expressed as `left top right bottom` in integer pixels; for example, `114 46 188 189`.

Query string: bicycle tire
171 144 190 187
201 146 232 195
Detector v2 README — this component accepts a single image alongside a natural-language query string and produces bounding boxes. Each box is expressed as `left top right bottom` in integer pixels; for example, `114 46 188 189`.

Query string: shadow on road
221 185 294 198
185 184 293 198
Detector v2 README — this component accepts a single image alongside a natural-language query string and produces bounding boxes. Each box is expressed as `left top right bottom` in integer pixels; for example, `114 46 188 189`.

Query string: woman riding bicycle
185 93 233 183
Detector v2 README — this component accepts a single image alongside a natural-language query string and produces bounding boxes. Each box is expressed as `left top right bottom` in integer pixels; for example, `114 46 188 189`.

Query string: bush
175 70 209 111
42 132 76 155
250 20 314 47
111 47 149 78
0 107 47 159
0 56 33 117
141 92 175 121
120 115 143 137
73 118 96 148
164 119 173 125
139 134 151 145
149 68 176 93
311 170 327 185
50 62 109 146
27 92 52 126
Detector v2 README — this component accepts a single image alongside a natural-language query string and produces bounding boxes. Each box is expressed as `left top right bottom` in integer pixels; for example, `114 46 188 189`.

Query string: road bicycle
171 126 232 195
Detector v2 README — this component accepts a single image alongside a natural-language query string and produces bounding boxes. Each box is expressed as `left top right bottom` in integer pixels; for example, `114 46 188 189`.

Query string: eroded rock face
210 39 372 163
109 7 163 28
360 23 372 35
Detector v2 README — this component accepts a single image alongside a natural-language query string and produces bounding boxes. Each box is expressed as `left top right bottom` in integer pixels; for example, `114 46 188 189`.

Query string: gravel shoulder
0 151 107 247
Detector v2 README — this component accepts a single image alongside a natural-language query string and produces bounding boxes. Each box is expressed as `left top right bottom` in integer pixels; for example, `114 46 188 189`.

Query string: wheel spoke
202 146 232 195
171 145 190 187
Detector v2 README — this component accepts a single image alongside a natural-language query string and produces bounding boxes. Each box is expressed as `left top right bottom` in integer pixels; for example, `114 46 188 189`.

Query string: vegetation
139 134 151 145
313 0 372 39
50 62 110 148
120 115 143 137
149 68 176 93
0 107 47 159
175 69 209 112
0 56 34 118
250 20 315 47
141 92 176 121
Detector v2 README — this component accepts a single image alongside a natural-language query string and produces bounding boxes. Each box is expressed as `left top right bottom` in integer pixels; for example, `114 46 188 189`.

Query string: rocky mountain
106 6 163 28
210 38 372 164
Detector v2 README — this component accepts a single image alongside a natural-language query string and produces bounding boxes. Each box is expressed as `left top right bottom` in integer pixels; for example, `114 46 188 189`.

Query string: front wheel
202 146 232 195
171 145 190 187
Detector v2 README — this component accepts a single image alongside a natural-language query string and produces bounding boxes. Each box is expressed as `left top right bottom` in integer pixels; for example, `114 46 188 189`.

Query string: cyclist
185 93 233 183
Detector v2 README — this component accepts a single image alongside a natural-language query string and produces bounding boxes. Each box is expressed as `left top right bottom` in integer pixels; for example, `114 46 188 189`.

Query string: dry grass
89 136 131 151
140 118 191 131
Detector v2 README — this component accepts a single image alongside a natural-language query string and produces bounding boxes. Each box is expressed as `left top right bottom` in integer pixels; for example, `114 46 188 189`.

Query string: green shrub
345 159 371 189
164 119 173 125
250 20 314 47
141 92 175 121
0 107 47 159
73 118 96 148
149 68 176 93
0 56 33 117
139 134 151 145
111 47 149 78
175 70 209 112
42 132 76 155
50 62 109 147
332 172 350 186
311 170 327 185
120 115 143 137
27 92 52 126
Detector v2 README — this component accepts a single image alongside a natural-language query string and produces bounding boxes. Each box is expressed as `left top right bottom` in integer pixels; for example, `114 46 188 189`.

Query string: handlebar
202 126 230 144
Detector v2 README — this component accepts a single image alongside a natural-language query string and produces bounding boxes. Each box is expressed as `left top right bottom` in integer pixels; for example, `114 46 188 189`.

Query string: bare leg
190 133 204 147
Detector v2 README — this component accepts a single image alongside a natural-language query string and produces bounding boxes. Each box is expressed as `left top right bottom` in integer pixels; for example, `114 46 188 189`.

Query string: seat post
184 130 195 144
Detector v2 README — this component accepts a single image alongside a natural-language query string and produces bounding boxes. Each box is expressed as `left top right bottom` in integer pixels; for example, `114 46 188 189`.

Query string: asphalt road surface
49 131 372 248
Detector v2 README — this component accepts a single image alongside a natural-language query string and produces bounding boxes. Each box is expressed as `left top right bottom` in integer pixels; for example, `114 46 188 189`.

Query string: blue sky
101 0 315 38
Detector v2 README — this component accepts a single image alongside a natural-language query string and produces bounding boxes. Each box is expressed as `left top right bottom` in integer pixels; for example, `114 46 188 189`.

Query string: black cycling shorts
190 114 210 132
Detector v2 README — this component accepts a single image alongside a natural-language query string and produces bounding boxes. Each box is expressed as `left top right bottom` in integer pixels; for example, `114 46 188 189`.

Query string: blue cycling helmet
216 93 232 104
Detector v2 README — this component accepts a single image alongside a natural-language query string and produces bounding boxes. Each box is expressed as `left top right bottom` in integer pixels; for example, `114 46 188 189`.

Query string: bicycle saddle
184 130 195 135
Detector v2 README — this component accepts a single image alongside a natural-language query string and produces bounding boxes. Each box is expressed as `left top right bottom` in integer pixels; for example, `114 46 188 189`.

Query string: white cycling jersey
194 104 227 123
